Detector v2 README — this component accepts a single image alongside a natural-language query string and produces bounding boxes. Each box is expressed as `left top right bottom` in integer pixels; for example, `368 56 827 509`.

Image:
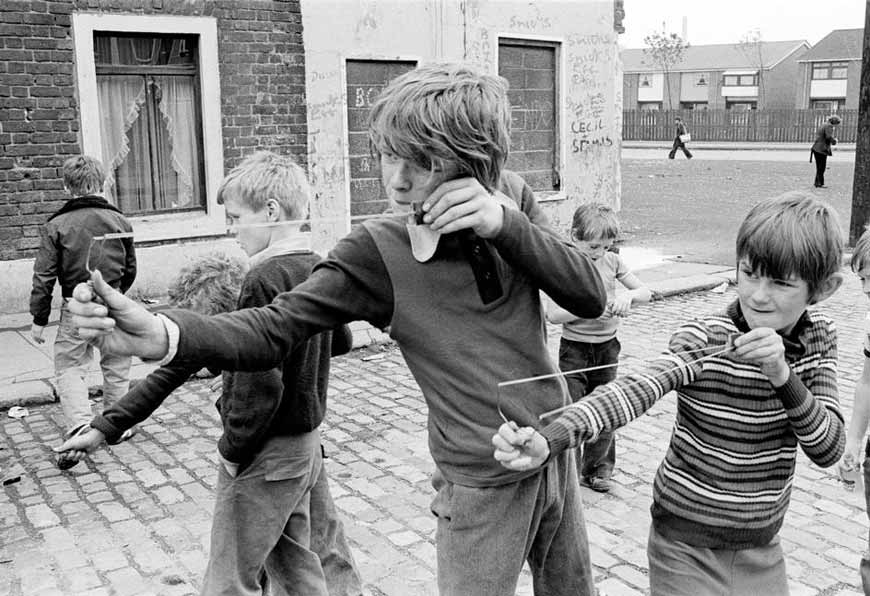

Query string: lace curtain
95 36 200 213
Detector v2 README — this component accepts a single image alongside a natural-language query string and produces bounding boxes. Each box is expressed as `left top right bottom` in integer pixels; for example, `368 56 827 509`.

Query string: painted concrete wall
4 0 621 315
301 0 621 238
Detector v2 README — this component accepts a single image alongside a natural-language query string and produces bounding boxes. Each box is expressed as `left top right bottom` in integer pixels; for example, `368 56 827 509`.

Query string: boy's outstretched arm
845 357 870 464
71 230 393 374
540 323 711 458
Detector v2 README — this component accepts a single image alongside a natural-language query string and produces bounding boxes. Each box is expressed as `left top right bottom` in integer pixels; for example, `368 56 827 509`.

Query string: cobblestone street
2 273 870 596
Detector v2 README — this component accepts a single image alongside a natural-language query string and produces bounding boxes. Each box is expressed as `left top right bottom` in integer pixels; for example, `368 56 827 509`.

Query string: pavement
622 141 857 163
5 257 870 596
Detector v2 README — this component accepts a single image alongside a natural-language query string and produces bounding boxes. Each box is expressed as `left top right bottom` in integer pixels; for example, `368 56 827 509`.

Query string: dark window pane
345 59 417 218
498 41 559 192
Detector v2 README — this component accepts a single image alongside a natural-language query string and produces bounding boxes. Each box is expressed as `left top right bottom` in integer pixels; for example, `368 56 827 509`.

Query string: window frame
812 61 849 80
723 73 757 87
497 35 563 201
72 13 225 242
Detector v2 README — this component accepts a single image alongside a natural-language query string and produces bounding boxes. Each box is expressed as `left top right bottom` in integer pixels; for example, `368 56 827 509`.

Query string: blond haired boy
59 152 361 596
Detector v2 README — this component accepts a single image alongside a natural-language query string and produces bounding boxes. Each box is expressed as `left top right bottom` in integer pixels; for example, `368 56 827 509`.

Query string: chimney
682 16 688 41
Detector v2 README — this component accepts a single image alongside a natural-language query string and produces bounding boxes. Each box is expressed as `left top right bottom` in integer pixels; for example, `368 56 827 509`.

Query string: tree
850 4 870 245
736 29 765 107
642 26 688 111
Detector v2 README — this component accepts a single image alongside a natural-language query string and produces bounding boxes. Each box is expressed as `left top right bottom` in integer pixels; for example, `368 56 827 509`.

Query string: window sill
536 191 566 203
129 211 226 243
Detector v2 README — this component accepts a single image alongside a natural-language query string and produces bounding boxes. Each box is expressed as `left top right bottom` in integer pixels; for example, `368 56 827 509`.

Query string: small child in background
547 203 651 492
497 191 846 595
29 155 137 467
167 252 247 315
167 252 247 379
838 228 870 595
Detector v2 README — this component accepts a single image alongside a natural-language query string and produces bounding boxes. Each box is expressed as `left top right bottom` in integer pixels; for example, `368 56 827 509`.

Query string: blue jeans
559 337 620 480
430 450 594 596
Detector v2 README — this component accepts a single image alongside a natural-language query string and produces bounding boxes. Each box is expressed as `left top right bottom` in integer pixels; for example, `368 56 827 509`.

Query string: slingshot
495 336 739 433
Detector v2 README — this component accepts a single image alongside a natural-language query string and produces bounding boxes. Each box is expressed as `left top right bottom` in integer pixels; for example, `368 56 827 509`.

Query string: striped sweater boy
541 299 845 549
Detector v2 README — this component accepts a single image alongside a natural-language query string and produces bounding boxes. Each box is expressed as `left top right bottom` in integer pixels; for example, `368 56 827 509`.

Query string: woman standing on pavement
810 114 841 188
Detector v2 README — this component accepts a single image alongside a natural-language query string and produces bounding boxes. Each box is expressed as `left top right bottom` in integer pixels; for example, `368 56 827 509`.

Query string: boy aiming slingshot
495 191 846 595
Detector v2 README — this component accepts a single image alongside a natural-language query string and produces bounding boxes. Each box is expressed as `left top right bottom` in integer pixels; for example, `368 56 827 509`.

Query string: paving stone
5 278 870 594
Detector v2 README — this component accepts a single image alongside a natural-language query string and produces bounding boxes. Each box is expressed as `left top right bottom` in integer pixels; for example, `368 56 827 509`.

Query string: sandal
56 423 91 471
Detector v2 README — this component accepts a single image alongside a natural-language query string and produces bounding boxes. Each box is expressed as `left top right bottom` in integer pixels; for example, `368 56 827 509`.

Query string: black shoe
581 475 612 493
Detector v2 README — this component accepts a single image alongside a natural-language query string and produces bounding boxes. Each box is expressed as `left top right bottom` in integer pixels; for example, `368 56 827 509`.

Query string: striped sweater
541 300 844 549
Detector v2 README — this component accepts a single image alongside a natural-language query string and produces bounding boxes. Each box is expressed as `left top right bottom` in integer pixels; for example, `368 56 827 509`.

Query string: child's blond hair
851 228 870 274
571 203 620 242
217 151 311 220
737 191 843 297
367 63 511 192
63 155 105 197
168 253 247 315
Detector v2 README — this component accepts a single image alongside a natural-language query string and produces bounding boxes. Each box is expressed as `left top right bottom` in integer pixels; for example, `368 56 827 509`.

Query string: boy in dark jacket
58 152 362 596
30 155 136 464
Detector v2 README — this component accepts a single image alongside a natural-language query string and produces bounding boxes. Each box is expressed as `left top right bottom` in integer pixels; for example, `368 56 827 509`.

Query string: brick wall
0 0 307 260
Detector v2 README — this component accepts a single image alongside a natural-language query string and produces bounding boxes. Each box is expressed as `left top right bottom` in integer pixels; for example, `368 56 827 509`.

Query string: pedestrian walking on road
838 227 870 596
810 114 841 188
30 155 138 470
58 152 364 596
495 191 846 596
61 63 607 596
546 203 651 493
668 116 693 159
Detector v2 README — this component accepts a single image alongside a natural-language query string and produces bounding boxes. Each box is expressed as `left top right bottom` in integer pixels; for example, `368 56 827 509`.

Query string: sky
620 0 866 49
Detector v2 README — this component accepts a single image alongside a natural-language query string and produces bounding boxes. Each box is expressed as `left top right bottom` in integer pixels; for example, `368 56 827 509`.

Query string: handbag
679 133 691 143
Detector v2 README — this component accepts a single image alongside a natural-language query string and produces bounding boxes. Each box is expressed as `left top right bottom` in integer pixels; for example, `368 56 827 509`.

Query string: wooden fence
622 109 858 143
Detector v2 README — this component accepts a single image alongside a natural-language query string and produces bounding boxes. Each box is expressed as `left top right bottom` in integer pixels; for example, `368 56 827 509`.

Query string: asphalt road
619 152 856 265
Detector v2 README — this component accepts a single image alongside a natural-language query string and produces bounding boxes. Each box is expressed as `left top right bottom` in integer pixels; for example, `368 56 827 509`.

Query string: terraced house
0 0 624 314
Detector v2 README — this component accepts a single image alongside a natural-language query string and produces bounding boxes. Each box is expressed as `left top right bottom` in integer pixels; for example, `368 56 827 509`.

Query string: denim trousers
559 337 620 480
647 525 788 596
430 450 594 596
201 431 362 596
54 300 131 432
860 453 870 595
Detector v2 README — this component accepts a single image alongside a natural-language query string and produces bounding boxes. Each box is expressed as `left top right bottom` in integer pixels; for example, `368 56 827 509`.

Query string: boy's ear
265 198 282 222
810 272 844 304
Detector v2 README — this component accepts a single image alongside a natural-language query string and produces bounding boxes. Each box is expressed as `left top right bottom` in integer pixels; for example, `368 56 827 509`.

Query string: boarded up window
498 39 560 193
346 59 417 217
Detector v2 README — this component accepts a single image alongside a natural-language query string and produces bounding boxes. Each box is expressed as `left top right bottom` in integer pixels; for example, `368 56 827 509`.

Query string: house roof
799 28 863 62
621 40 809 73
